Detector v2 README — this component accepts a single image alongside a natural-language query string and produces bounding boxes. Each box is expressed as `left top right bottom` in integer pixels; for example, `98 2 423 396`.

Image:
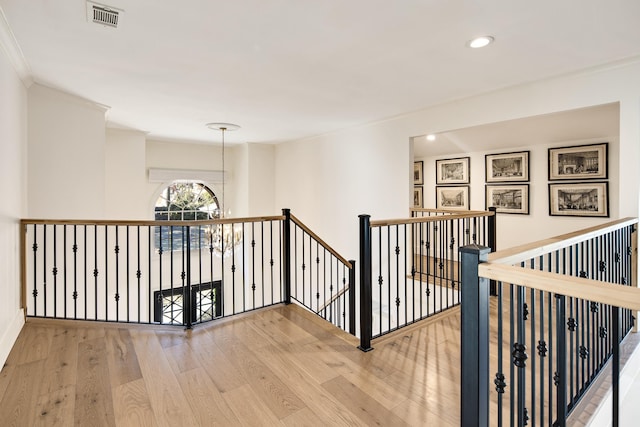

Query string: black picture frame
485 184 529 215
413 186 423 208
485 151 529 183
548 143 608 181
436 186 470 210
414 161 424 185
548 182 609 217
435 157 470 185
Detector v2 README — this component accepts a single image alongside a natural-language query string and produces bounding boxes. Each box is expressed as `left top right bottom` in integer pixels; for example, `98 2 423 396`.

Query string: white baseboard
0 309 24 370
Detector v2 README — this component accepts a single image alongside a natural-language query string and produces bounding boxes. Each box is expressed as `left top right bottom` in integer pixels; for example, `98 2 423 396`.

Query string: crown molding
0 6 33 87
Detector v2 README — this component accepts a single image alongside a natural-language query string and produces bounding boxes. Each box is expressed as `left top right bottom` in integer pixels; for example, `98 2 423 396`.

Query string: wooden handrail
371 210 494 227
289 214 352 268
489 217 638 265
316 286 349 314
20 215 286 227
479 262 640 312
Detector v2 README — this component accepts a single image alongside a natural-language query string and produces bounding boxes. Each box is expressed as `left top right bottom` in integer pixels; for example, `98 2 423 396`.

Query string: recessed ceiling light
467 36 494 49
426 134 436 141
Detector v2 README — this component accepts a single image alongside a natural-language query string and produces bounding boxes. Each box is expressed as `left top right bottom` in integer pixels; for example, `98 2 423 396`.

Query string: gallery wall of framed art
417 139 615 226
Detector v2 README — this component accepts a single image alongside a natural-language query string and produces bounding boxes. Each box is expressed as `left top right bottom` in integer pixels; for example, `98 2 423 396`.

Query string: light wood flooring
0 304 464 426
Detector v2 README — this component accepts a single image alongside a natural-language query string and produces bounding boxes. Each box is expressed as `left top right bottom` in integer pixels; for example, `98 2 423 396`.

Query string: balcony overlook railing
460 217 639 427
357 208 496 350
20 209 354 334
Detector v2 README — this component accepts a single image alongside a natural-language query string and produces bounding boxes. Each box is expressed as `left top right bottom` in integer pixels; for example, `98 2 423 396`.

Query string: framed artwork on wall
436 186 469 210
548 182 609 217
485 184 529 214
413 186 423 208
485 151 529 183
414 161 424 185
548 143 608 180
435 157 470 185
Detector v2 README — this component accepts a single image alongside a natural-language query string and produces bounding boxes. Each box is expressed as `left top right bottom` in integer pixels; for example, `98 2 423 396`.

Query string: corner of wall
0 308 24 370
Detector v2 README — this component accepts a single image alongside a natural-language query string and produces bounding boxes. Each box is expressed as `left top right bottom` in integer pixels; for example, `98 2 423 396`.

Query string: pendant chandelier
205 122 243 256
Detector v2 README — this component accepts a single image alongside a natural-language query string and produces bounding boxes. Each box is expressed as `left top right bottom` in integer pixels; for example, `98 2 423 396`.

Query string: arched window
154 181 220 252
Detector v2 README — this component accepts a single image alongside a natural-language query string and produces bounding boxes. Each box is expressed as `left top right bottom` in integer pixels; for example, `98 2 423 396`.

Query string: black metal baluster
530 286 536 427
241 222 246 312
261 221 265 307
387 225 392 333
395 224 400 330
53 225 57 318
556 294 567 426
93 226 98 320
251 222 256 310
378 226 382 335
104 225 110 321
158 226 163 323
496 280 504 427
510 283 515 427
136 226 141 323
63 225 67 318
43 224 47 317
195 226 201 323
115 226 120 322
515 284 527 427
125 225 131 322
31 224 38 316
83 225 87 320
270 220 274 304
404 224 410 324
73 225 78 320
231 222 237 314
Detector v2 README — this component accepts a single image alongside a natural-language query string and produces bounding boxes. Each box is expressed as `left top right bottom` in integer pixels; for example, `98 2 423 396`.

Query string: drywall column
618 96 640 218
28 84 108 219
105 128 147 219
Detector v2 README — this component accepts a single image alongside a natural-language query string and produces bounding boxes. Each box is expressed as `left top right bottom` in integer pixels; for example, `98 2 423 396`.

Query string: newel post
282 209 292 305
184 225 193 329
460 244 491 427
358 214 373 352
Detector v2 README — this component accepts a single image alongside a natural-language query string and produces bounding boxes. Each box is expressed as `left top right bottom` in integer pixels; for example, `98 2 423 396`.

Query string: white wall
276 123 409 257
0 38 27 367
105 128 147 219
28 84 107 219
245 143 276 216
275 59 640 260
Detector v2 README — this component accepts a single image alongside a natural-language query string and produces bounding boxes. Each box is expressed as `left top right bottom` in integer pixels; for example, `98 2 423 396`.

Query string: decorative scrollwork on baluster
599 326 608 339
567 318 577 332
579 345 589 359
537 340 548 357
494 372 506 394
512 343 528 368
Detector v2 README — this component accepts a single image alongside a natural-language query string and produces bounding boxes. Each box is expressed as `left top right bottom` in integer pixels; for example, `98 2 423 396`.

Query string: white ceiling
413 103 620 157
1 0 639 145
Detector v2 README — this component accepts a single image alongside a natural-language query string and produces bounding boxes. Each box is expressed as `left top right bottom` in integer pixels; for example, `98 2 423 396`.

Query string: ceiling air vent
86 1 122 28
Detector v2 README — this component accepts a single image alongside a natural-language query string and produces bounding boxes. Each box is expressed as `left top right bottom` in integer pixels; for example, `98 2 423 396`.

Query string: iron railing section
460 217 639 427
288 211 355 334
22 216 286 326
22 212 356 334
359 209 496 346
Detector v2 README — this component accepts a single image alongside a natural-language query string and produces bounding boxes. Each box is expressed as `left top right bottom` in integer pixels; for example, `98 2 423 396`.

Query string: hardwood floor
0 305 464 426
